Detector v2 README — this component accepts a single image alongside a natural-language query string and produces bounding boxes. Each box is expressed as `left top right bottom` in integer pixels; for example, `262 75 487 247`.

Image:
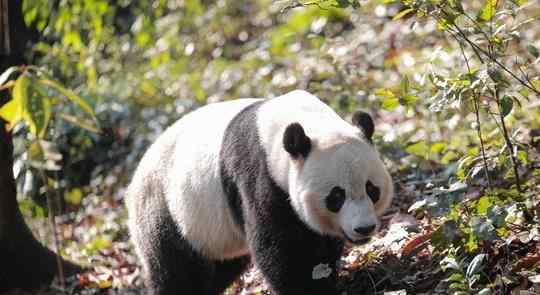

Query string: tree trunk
0 0 80 291
0 124 74 292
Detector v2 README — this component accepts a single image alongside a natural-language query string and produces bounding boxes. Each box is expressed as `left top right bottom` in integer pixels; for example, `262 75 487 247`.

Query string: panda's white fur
126 90 393 295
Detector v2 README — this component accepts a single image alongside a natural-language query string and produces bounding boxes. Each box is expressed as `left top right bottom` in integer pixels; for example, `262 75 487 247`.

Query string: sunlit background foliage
1 0 539 293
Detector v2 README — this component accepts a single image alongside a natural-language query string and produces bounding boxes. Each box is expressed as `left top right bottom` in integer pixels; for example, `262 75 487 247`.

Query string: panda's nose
354 224 376 235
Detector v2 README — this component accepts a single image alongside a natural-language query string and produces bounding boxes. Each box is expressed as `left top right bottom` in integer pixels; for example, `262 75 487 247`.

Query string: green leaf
334 0 353 8
136 32 151 48
11 75 53 137
487 67 504 83
526 44 539 58
448 282 467 294
475 196 493 215
431 142 446 154
441 151 458 164
393 8 414 20
466 253 487 278
487 67 510 89
24 89 40 136
0 98 20 125
396 76 418 108
24 6 38 26
500 95 514 117
375 88 399 111
449 282 467 290
62 31 83 51
406 141 429 158
65 188 83 205
517 150 528 165
487 205 507 228
3 74 30 128
382 97 400 111
25 82 53 138
401 94 418 107
465 232 479 252
445 273 465 282
31 83 53 138
375 88 395 99
479 0 498 21
37 78 96 118
13 74 30 108
470 217 497 241
86 236 112 253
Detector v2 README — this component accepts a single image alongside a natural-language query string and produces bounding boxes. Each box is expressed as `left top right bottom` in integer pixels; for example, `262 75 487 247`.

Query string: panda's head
283 111 393 244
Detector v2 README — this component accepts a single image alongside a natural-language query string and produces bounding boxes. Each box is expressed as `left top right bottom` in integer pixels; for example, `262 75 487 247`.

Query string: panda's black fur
220 100 344 294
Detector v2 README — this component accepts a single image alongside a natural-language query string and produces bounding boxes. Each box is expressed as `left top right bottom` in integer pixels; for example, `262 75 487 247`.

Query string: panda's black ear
352 110 374 141
283 123 311 158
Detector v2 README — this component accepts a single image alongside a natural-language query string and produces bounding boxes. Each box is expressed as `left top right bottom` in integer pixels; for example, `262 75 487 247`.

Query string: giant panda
125 90 393 295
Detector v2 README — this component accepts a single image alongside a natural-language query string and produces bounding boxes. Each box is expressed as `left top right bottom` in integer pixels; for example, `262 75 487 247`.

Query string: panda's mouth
341 230 371 245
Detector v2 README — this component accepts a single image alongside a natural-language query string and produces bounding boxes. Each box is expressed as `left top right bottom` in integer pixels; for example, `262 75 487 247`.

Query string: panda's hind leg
148 232 216 295
142 233 249 295
130 198 215 295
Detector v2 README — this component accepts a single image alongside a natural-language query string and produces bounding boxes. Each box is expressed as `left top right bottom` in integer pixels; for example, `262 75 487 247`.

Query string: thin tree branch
450 23 540 95
280 0 326 13
455 38 493 189
494 89 521 192
436 8 539 95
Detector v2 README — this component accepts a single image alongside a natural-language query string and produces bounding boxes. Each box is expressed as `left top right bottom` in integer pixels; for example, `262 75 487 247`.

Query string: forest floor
5 166 430 295
11 158 538 295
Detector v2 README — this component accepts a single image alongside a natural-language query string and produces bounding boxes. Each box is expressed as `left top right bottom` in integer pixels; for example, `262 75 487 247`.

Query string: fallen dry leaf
512 254 540 272
400 231 433 258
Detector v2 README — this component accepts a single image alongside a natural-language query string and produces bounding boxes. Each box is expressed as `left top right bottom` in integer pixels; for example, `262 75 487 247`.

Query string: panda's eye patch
366 180 380 203
325 186 346 213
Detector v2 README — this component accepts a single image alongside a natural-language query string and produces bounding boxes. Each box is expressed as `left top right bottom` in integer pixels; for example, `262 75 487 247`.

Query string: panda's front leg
247 206 343 295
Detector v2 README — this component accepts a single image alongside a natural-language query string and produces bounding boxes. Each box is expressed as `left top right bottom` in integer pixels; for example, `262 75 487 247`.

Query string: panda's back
127 98 261 260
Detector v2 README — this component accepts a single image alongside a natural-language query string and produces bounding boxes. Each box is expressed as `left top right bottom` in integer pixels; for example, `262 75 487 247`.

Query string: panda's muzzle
354 224 376 235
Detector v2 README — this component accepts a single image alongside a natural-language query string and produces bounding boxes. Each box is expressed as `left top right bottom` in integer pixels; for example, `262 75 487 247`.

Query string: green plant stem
38 169 65 291
473 95 492 188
